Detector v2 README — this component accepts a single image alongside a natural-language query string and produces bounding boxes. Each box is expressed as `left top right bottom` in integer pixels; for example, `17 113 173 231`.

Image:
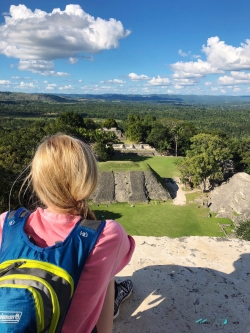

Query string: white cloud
172 37 250 81
59 85 74 90
78 79 83 83
178 49 189 57
148 76 170 86
17 60 70 76
174 85 182 89
142 87 151 92
17 81 35 89
46 83 57 90
69 57 78 64
128 73 149 81
218 71 250 85
221 89 227 93
51 71 70 77
211 87 218 91
18 60 54 72
0 80 11 84
99 85 113 89
107 79 126 84
167 89 173 94
173 78 197 86
81 85 91 90
231 71 250 79
0 4 130 73
202 36 250 71
178 49 200 59
217 75 235 85
172 59 222 79
205 81 212 86
234 87 241 92
81 85 121 93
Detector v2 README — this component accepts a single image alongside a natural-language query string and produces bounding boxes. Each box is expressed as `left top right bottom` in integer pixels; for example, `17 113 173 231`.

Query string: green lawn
95 155 234 238
90 201 233 238
98 156 181 178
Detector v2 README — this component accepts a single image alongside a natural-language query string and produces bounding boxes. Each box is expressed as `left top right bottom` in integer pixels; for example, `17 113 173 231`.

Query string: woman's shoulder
101 219 128 240
95 219 134 254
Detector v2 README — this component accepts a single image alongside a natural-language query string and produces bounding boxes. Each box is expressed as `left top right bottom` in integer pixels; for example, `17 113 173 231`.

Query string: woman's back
0 134 135 333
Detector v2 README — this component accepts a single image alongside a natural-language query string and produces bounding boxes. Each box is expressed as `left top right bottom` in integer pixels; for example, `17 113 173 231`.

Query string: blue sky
1 0 250 95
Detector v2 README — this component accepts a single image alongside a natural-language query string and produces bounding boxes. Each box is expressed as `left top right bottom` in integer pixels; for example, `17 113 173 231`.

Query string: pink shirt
0 208 135 333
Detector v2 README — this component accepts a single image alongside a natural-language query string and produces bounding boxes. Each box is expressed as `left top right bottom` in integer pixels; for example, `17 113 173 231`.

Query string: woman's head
27 134 98 217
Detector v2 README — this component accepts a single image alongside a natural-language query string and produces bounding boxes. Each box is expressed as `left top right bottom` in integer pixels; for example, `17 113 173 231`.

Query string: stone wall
128 171 148 203
92 170 170 204
93 171 116 203
112 143 161 156
209 172 250 224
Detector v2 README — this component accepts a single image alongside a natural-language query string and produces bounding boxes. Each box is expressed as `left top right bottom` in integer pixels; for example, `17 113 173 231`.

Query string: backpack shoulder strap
0 207 31 263
78 219 105 255
4 207 30 224
61 219 105 286
79 219 103 230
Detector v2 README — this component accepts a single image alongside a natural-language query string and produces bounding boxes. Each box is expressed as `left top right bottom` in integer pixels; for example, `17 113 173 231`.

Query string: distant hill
0 92 70 103
57 93 250 105
2 91 250 105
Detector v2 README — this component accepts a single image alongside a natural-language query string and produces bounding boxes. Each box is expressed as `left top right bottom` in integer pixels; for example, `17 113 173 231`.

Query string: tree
177 133 232 191
146 122 171 153
0 124 46 173
160 118 195 156
56 111 84 128
236 221 250 241
229 137 250 174
83 118 98 130
102 118 118 129
170 125 183 157
126 122 144 143
93 142 114 161
176 122 198 156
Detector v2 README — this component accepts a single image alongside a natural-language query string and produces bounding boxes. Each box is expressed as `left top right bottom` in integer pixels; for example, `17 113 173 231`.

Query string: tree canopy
102 118 118 129
177 133 232 191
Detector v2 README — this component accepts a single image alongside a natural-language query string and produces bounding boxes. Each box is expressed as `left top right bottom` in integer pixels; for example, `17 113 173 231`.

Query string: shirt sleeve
0 212 8 248
62 220 135 333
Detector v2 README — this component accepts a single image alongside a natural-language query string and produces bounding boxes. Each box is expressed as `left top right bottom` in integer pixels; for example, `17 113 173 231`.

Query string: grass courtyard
98 155 180 178
91 200 233 238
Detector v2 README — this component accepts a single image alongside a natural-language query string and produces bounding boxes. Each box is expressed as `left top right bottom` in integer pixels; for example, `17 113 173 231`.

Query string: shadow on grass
92 209 122 221
113 153 151 162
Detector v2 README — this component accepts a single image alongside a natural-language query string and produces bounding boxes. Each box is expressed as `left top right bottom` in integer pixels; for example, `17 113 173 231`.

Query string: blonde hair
22 134 97 219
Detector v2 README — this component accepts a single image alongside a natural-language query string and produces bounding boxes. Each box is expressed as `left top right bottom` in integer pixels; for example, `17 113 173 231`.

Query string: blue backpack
0 207 105 333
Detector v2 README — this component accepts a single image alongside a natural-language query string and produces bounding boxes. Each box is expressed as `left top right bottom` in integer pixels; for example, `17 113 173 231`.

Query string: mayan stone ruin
91 170 170 204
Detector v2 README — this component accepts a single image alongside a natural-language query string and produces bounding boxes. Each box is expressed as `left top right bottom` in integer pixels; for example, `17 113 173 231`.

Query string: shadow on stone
164 178 179 199
114 238 250 333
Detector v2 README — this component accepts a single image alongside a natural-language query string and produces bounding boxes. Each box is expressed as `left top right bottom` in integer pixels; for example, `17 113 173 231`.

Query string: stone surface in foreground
114 236 250 333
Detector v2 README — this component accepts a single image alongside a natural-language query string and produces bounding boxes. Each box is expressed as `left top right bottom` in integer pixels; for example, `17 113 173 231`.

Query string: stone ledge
114 236 250 332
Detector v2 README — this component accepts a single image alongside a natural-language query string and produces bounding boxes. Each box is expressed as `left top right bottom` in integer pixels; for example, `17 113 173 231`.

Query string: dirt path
171 177 201 206
173 177 186 205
